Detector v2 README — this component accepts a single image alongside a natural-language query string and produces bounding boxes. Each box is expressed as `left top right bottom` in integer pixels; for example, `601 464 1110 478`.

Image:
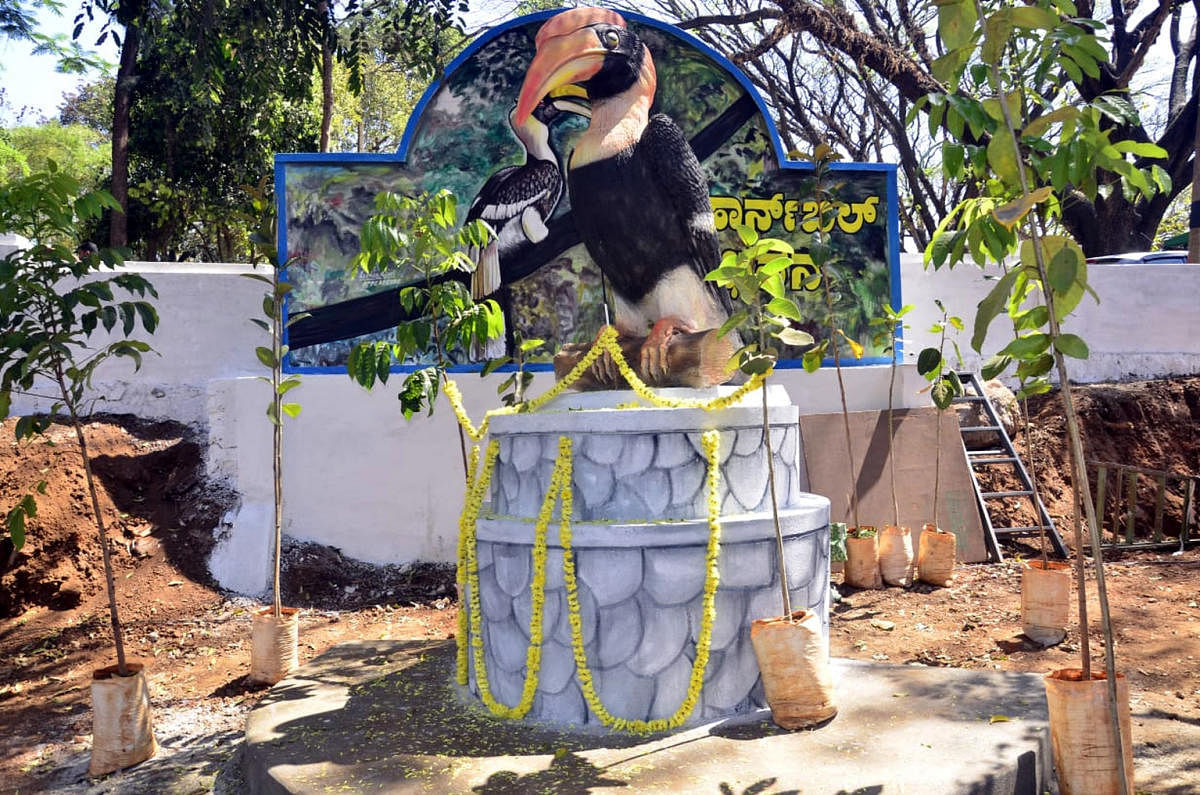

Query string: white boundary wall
7 257 1200 593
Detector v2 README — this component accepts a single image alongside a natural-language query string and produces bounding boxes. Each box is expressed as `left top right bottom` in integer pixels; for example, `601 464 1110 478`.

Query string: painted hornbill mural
467 95 590 301
515 7 733 378
284 12 762 356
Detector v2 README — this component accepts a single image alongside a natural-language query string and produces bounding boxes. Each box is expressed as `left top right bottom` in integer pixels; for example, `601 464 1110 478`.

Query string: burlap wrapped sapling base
843 530 882 589
750 609 837 729
250 606 299 685
1021 560 1070 646
917 523 956 586
89 663 157 777
878 524 913 586
1044 668 1134 795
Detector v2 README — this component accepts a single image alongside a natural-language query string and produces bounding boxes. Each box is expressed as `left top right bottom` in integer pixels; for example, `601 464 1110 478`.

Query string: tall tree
325 2 468 153
122 1 325 260
642 0 1197 256
74 0 158 250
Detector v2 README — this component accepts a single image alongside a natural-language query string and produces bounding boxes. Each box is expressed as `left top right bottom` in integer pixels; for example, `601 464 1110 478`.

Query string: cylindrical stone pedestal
467 385 831 727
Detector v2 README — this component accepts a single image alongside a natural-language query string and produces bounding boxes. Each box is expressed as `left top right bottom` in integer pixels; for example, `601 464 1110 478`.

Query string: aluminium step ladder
954 371 1068 562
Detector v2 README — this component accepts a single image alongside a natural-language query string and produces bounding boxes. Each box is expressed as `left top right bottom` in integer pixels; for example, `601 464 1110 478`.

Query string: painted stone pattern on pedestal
467 387 831 725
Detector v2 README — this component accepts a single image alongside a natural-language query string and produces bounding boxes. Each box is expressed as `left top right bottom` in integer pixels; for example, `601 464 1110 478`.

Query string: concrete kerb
244 639 1052 794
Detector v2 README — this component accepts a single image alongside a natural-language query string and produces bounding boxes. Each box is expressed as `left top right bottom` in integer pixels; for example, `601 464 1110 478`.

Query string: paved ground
243 639 1053 794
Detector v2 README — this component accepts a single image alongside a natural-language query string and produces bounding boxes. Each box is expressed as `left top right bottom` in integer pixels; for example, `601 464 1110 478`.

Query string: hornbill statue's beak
514 7 626 123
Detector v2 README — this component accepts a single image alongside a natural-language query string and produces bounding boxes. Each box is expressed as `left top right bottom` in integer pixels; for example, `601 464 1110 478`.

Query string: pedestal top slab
489 385 799 436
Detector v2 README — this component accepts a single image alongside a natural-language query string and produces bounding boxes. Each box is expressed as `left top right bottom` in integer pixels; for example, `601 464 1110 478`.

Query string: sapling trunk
1039 254 1122 709
997 258 1052 567
933 413 942 528
272 300 283 618
932 320 948 529
1019 403 1051 568
56 371 128 676
763 374 791 618
887 332 899 526
428 289 470 479
979 20 1127 784
820 272 860 530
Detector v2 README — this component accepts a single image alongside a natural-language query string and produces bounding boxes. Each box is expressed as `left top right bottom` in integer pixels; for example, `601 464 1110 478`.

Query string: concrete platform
244 639 1052 794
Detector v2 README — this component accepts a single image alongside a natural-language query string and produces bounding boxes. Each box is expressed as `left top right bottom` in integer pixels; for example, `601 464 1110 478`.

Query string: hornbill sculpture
515 7 732 379
468 95 590 301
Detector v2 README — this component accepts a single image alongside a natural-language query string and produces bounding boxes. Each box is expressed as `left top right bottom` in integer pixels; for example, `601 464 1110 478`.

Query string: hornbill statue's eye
599 28 620 49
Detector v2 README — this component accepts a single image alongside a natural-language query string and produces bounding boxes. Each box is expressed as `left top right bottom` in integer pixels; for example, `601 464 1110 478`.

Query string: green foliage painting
278 10 899 371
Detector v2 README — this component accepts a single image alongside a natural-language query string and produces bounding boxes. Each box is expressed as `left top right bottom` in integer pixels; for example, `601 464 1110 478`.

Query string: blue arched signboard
276 8 901 373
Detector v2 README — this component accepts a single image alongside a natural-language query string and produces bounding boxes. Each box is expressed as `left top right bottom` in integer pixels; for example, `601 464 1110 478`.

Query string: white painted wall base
204 377 275 596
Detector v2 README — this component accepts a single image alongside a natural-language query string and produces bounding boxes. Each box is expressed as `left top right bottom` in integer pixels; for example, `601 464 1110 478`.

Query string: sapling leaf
277 378 302 395
354 344 378 388
931 378 955 410
775 328 815 347
281 403 301 419
1047 246 1079 293
739 353 775 376
762 274 786 300
971 269 1020 353
999 333 1051 358
1054 333 1089 359
991 186 1053 230
759 255 792 276
1012 305 1049 331
1015 378 1052 399
986 132 1022 188
917 347 942 377
1016 353 1054 380
981 353 1013 380
838 330 865 359
376 349 390 385
481 357 510 377
7 508 26 550
134 301 158 333
766 296 804 321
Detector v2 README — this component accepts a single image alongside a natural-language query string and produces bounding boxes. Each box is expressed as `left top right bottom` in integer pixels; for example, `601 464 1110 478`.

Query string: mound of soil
980 376 1200 547
280 539 456 611
0 416 234 618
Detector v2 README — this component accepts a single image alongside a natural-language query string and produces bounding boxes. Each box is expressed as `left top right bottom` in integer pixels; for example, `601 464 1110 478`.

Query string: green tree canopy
0 121 110 190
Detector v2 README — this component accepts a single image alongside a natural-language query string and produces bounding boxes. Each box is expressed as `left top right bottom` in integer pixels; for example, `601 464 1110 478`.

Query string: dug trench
0 378 1198 793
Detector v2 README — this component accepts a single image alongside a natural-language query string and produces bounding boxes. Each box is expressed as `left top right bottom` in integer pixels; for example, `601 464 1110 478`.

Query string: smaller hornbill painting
276 8 901 373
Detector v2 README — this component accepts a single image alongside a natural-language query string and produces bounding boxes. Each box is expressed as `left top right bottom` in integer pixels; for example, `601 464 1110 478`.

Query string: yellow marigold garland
450 332 739 733
460 437 576 720
456 441 496 685
442 326 773 442
559 429 724 734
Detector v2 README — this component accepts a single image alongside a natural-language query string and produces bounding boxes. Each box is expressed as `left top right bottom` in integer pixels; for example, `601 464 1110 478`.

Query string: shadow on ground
245 640 1051 794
